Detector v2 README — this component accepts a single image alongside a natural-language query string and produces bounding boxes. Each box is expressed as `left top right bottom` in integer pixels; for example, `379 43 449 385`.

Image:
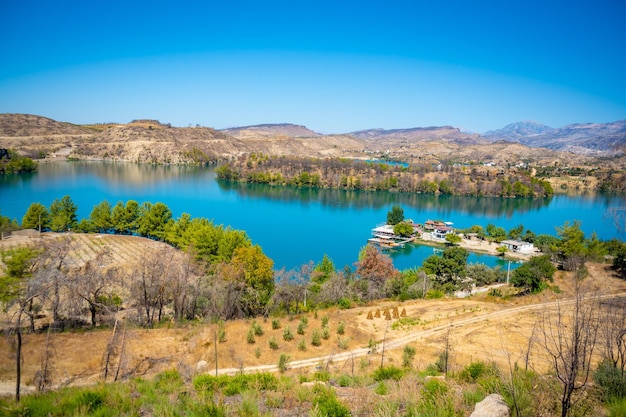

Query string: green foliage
422 246 469 291
510 254 556 292
252 320 264 336
393 221 414 237
486 223 506 241
311 386 351 417
0 149 37 174
297 338 307 351
402 345 416 368
445 233 461 245
321 315 329 327
193 372 278 396
311 328 322 346
21 202 49 230
282 326 294 341
337 321 345 335
269 336 279 350
89 200 113 233
386 205 404 225
374 381 389 395
337 336 350 349
459 361 488 382
297 321 306 335
321 326 330 340
246 328 255 344
272 319 281 329
373 366 404 382
49 195 78 232
594 358 626 401
0 247 39 303
278 354 290 373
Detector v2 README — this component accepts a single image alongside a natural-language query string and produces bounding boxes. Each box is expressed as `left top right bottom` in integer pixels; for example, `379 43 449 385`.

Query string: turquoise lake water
1 161 624 272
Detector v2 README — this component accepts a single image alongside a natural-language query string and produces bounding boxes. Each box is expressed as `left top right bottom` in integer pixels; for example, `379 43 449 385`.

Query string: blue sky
1 0 625 133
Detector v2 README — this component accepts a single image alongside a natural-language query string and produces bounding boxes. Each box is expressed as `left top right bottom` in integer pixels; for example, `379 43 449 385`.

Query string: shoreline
409 236 535 262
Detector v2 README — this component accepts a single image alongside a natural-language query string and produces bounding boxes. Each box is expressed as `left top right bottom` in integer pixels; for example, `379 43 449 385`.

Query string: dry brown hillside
0 114 616 168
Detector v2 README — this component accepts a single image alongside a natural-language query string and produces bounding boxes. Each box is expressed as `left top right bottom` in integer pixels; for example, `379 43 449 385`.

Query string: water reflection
217 180 553 217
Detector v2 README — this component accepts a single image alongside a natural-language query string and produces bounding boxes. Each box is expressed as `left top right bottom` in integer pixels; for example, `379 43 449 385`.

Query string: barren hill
0 114 622 168
222 123 321 138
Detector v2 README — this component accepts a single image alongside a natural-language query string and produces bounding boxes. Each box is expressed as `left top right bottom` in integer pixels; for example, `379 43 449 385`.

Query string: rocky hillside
0 113 622 168
484 120 626 156
222 123 321 138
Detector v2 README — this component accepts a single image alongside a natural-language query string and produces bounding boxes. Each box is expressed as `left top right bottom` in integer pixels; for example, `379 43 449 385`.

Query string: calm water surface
1 161 624 271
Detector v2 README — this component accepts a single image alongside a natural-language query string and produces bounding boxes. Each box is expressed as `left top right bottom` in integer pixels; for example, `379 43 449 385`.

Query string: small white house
500 240 535 253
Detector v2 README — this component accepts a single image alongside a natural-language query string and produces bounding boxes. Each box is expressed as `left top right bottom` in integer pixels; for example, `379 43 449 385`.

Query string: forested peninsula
216 154 555 197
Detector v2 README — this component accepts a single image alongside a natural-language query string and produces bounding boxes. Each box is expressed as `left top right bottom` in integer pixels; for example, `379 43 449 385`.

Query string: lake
1 161 624 272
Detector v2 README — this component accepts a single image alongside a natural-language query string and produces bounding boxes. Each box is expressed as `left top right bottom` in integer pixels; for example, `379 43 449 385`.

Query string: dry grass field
0 230 624 399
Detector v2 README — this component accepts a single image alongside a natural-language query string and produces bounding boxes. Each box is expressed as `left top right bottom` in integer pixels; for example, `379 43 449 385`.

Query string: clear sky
1 0 625 133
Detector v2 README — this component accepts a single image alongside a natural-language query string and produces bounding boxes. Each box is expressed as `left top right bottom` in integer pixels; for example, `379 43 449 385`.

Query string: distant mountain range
483 120 626 156
0 114 624 165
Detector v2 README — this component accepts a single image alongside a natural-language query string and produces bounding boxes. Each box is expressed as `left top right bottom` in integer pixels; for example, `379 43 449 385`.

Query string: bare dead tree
34 325 55 392
535 278 600 417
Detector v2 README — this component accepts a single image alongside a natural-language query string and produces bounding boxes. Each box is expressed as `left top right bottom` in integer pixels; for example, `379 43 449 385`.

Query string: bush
272 319 281 330
278 354 290 373
373 366 404 382
269 337 279 350
298 339 307 351
283 326 294 341
337 321 345 335
252 321 264 336
311 329 322 346
337 336 350 350
297 322 306 335
246 328 255 344
402 346 416 368
459 361 487 382
321 315 329 327
311 386 351 417
321 326 330 340
594 359 626 401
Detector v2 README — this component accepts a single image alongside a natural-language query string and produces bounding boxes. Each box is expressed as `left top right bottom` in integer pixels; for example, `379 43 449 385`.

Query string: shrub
297 322 306 335
269 337 279 350
374 381 389 395
337 321 345 335
246 329 255 344
283 326 294 341
311 386 351 417
337 336 350 350
311 329 322 346
272 319 281 330
254 347 261 358
278 354 290 373
321 326 330 340
252 321 264 336
337 297 352 309
402 345 416 368
321 315 329 327
298 339 307 351
373 366 404 382
460 361 488 382
300 316 309 325
594 358 626 401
